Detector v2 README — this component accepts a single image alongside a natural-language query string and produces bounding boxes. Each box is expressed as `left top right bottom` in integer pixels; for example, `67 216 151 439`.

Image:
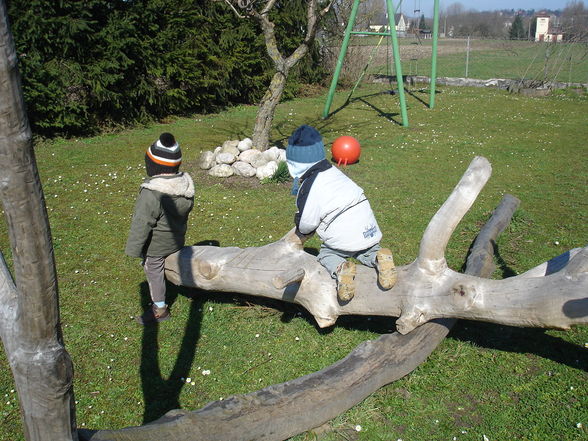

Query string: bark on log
81 319 453 441
464 194 520 276
0 1 77 439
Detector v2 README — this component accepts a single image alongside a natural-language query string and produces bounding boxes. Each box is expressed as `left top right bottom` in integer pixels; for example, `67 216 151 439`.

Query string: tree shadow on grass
452 241 586 373
139 281 204 424
449 320 588 373
323 90 402 124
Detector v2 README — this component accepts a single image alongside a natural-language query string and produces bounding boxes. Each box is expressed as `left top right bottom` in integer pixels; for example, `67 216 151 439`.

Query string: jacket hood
141 172 195 198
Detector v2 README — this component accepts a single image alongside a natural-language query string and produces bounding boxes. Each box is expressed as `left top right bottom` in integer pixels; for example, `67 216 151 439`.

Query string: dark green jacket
125 173 194 258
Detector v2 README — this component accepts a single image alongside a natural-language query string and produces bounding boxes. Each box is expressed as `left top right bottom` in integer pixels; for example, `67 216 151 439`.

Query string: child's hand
282 228 313 249
295 229 314 243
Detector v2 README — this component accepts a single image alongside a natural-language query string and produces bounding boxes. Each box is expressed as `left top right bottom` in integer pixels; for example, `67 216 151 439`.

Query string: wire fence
326 36 588 87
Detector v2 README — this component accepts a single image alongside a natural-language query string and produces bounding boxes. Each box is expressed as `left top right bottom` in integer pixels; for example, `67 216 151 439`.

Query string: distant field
327 37 588 85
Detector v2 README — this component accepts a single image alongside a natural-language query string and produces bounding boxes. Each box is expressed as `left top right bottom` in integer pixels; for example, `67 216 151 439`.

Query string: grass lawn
0 84 587 440
415 40 588 84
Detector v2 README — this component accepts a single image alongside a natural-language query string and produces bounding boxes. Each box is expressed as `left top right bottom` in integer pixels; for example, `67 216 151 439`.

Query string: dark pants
143 256 166 304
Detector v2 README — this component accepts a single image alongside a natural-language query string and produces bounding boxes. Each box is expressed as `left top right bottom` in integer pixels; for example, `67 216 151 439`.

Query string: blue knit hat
286 125 325 163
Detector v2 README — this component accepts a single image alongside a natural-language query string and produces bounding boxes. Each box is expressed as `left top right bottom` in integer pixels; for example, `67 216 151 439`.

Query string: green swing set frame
322 0 441 126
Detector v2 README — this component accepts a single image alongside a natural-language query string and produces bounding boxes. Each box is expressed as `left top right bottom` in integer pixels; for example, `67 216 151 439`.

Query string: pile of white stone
198 138 286 180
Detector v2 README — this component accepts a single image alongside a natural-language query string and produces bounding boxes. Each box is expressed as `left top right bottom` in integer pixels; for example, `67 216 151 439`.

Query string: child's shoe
336 261 356 302
135 304 170 325
376 248 397 290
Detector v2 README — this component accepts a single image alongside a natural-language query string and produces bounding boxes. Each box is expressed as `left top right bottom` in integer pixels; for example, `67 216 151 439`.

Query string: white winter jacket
295 161 382 252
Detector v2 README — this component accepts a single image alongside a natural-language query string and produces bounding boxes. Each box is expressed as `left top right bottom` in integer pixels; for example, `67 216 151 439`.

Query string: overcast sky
399 0 574 16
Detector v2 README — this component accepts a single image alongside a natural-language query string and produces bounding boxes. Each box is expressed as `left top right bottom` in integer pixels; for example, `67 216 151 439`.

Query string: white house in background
535 13 564 42
368 13 409 36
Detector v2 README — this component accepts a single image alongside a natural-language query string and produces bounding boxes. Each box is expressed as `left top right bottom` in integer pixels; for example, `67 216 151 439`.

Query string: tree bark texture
252 70 288 151
0 2 77 440
80 174 521 441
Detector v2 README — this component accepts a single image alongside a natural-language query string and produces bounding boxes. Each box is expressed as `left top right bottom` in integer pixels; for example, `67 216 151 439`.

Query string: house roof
371 12 405 25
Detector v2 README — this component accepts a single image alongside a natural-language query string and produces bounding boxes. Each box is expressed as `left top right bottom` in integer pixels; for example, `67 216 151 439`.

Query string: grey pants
317 243 381 278
143 256 167 304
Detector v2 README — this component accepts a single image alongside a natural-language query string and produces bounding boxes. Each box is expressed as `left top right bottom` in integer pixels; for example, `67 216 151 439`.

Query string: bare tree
444 4 509 38
223 0 335 151
446 2 466 16
562 0 588 39
0 1 77 440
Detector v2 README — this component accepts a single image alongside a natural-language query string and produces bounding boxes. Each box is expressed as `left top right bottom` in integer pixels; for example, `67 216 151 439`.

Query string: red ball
331 136 361 166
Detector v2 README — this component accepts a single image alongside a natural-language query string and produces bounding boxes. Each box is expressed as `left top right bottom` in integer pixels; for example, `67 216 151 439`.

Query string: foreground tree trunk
227 0 334 150
0 1 77 439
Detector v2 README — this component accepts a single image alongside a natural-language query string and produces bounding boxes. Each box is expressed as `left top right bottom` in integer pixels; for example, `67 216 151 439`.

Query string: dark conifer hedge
6 0 326 137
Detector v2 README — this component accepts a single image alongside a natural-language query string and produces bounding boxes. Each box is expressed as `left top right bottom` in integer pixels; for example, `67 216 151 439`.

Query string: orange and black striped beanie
145 133 182 176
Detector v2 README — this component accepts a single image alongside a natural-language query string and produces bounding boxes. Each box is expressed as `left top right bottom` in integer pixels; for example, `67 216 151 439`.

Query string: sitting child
285 124 397 302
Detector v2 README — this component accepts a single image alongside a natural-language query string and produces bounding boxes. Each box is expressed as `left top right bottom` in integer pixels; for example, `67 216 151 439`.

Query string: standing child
125 133 194 324
286 125 397 302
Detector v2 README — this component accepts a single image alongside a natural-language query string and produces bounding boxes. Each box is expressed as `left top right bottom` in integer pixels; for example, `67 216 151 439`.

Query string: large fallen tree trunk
164 156 587 334
81 158 587 441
